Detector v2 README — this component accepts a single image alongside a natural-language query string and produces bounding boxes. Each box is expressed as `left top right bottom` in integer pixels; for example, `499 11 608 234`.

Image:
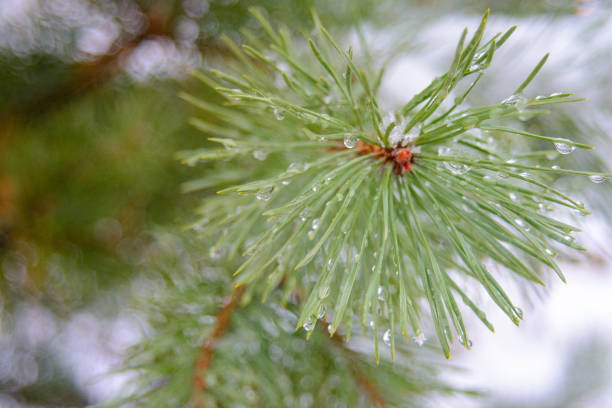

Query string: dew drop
317 304 327 319
273 107 285 120
377 286 386 301
589 175 606 184
383 329 392 346
438 146 471 175
282 180 290 185
412 331 426 346
515 307 524 319
553 139 575 155
458 335 473 348
501 94 527 109
446 162 471 175
572 201 587 217
299 208 310 222
343 135 358 149
209 246 223 260
288 162 307 174
303 317 315 331
552 165 560 170
253 150 269 160
509 193 518 202
545 248 554 256
256 187 273 201
311 218 320 230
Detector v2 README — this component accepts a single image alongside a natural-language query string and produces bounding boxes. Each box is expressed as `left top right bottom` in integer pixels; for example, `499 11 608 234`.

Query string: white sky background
378 12 612 407
1 1 612 406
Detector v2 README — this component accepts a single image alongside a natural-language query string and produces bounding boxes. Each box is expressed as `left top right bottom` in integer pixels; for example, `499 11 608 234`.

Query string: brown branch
191 285 246 404
325 322 387 408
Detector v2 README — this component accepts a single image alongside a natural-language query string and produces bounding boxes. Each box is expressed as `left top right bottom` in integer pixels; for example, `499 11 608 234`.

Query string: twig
192 285 246 404
325 322 387 408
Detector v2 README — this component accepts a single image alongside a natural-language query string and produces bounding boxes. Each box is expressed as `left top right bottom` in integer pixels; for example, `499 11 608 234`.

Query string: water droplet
502 94 527 109
377 286 386 301
343 135 358 149
303 317 315 331
273 107 285 120
438 146 471 175
469 62 484 72
282 180 290 185
412 331 426 346
514 218 525 227
369 320 375 329
458 335 473 348
253 150 269 160
509 193 518 202
299 208 310 222
317 304 327 318
209 246 223 260
589 175 606 184
256 187 273 201
319 286 330 299
552 165 560 170
553 139 575 155
572 201 587 217
563 235 573 242
545 248 554 256
328 324 334 334
446 162 471 175
288 162 308 174
383 329 392 346
311 218 320 230
515 307 524 319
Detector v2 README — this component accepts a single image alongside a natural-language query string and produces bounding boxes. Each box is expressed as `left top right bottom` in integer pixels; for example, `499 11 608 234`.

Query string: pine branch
192 285 245 401
180 9 610 358
112 233 468 406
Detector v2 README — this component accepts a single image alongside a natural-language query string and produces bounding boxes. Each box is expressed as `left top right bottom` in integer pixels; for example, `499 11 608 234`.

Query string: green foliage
114 233 469 407
1 83 199 309
180 9 610 359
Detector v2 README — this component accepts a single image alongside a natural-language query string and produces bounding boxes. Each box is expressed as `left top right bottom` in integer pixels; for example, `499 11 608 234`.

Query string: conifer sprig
180 9 610 358
112 235 468 407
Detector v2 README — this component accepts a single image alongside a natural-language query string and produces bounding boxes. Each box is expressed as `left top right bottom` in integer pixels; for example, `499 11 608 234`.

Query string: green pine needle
181 9 610 357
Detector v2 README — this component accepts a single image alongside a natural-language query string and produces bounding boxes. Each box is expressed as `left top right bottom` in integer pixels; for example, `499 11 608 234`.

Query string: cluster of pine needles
177 9 609 361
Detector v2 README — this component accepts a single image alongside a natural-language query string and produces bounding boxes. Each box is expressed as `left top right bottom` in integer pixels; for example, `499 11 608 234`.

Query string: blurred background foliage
0 0 610 406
